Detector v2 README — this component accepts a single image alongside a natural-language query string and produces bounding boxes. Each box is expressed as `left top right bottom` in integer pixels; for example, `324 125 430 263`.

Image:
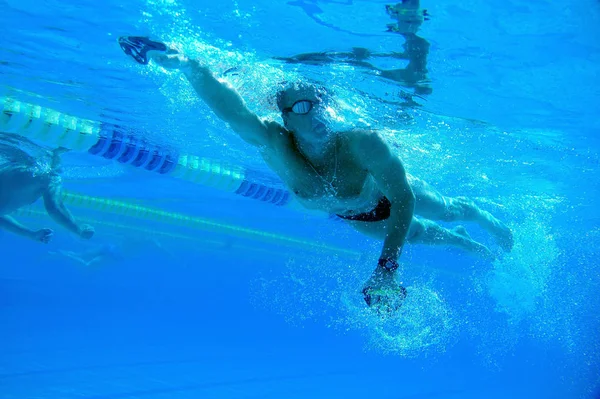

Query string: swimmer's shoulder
263 119 287 135
340 128 387 152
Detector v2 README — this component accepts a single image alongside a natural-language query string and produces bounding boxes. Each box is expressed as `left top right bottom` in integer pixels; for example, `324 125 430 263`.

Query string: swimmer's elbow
391 186 415 215
43 200 60 217
42 190 62 213
204 81 271 147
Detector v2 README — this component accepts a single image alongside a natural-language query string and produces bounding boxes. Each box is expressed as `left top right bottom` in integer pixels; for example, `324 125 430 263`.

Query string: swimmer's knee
406 218 426 242
456 197 479 220
443 197 478 221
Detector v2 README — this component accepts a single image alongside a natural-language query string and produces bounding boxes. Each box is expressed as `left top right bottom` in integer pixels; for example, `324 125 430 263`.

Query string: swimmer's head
276 81 335 143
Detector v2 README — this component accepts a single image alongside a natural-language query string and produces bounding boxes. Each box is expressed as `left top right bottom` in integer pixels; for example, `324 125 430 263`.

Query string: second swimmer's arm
0 215 36 239
154 53 272 147
43 178 83 236
353 132 415 263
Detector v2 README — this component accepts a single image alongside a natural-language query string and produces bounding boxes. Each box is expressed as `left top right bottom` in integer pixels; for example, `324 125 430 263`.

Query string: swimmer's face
279 86 331 143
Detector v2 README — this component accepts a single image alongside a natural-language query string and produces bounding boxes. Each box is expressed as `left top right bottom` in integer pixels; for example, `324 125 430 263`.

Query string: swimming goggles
282 99 319 115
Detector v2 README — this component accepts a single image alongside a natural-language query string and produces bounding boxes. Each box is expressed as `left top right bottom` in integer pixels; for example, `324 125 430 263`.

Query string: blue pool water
1 0 599 398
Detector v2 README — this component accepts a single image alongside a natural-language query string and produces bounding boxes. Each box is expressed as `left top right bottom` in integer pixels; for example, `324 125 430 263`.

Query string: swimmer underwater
0 135 95 244
117 28 512 313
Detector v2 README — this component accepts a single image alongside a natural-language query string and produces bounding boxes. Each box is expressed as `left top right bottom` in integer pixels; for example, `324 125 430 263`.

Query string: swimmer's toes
477 244 496 262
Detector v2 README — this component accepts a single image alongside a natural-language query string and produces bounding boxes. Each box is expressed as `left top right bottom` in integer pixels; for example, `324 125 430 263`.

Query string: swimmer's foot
495 224 514 252
453 197 514 253
452 225 495 261
472 241 495 262
480 213 514 252
118 36 170 65
452 225 472 240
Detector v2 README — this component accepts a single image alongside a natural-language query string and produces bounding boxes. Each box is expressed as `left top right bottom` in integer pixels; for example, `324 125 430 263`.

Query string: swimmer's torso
0 164 52 215
261 124 382 215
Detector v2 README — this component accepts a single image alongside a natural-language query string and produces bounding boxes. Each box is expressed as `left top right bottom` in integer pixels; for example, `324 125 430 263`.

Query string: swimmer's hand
362 266 407 315
78 224 95 240
33 228 53 244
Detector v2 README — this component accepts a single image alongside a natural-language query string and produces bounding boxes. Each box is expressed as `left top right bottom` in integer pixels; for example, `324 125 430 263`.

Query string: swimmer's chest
262 135 375 210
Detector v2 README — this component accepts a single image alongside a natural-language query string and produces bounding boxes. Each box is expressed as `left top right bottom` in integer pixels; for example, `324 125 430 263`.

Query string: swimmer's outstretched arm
150 51 276 148
43 178 93 239
352 132 415 264
0 215 38 239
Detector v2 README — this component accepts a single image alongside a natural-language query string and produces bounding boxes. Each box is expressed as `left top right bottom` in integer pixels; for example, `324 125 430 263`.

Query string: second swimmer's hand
33 228 54 244
362 266 407 316
78 224 95 240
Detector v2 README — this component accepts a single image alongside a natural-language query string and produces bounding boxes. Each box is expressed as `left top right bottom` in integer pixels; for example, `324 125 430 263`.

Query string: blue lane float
0 95 292 207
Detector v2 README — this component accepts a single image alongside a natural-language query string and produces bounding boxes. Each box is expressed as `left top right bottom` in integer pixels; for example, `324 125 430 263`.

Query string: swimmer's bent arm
43 177 86 237
155 53 274 147
0 215 38 239
352 132 415 263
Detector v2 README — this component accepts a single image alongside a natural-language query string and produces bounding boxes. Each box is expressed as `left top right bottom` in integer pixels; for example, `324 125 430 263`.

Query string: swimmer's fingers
35 228 54 244
362 286 387 308
362 286 376 307
363 286 407 314
78 224 95 240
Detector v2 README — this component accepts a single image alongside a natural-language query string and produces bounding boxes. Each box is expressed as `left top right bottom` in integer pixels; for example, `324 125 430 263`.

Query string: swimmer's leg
49 250 99 267
349 216 494 261
407 217 495 261
0 215 53 243
444 196 513 251
85 256 105 267
61 251 88 265
408 175 513 251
